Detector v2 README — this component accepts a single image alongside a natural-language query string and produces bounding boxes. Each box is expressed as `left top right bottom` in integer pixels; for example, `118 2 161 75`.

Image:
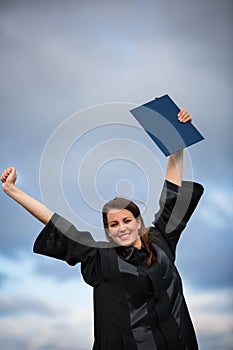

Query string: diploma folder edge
129 94 205 156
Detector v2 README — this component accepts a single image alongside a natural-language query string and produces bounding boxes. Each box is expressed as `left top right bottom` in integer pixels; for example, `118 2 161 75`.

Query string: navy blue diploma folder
130 94 204 156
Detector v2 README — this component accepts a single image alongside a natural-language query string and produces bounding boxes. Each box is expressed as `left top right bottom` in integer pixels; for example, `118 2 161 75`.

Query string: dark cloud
0 0 232 173
1 209 43 258
1 0 232 108
176 221 233 290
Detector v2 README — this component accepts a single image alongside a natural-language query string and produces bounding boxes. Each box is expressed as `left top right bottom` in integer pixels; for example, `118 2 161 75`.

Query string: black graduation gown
33 180 204 350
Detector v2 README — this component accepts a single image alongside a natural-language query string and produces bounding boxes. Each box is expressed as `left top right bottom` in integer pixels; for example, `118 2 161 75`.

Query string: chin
121 241 132 246
115 238 132 247
118 237 138 247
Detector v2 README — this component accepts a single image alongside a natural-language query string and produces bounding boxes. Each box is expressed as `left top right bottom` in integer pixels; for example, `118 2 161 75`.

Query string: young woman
1 109 204 350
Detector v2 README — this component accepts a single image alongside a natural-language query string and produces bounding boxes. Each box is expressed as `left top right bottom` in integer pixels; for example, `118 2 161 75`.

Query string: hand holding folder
130 94 204 156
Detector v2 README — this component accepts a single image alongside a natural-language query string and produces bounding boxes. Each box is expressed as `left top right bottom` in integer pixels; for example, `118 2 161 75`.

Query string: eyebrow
108 217 133 224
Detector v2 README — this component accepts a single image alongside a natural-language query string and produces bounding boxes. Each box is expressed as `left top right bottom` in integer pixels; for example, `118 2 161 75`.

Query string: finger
1 173 7 182
1 167 14 181
7 167 14 174
178 109 187 120
178 111 188 121
1 169 7 179
182 115 192 123
2 168 10 178
3 168 11 177
178 108 187 116
179 116 192 123
10 167 16 176
180 113 190 122
178 110 192 123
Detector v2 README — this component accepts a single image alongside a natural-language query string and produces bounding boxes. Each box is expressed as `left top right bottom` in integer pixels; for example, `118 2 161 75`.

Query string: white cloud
0 311 93 350
0 255 94 350
184 286 233 349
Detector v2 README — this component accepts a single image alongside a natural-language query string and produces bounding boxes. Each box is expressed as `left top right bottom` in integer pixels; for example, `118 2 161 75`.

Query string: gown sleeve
33 213 99 266
152 180 204 256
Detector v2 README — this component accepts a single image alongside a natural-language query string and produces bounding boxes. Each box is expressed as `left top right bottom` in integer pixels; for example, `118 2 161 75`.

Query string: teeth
119 233 129 238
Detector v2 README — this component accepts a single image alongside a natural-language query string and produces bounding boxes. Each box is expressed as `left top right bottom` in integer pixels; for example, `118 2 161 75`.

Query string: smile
119 233 130 239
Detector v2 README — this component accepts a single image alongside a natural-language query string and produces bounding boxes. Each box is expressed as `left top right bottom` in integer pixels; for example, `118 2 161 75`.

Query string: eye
124 219 132 224
109 222 118 228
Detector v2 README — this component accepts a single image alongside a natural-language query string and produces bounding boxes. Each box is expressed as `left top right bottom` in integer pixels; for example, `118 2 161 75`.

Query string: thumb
7 167 17 183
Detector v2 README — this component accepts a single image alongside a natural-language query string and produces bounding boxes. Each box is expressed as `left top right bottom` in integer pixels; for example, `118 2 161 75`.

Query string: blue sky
0 0 233 349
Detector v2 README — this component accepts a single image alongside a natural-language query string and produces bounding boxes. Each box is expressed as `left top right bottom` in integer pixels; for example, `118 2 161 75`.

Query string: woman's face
107 209 142 248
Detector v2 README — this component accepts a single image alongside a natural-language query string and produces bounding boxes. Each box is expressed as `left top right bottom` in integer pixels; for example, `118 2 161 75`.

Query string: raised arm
165 108 192 186
1 167 53 225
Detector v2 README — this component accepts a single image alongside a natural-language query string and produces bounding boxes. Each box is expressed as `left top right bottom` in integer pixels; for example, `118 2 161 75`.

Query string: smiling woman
1 109 204 350
103 200 142 248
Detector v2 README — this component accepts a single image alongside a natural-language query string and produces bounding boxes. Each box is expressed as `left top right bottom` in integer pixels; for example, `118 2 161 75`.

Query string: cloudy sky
0 0 233 349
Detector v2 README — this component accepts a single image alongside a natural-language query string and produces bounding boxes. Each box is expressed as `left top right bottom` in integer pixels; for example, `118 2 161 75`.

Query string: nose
119 224 127 233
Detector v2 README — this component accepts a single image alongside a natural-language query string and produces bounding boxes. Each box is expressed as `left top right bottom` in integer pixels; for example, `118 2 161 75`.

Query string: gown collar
116 241 149 264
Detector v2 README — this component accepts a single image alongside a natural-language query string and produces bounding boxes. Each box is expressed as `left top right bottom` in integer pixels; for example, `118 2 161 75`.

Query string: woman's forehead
107 209 134 221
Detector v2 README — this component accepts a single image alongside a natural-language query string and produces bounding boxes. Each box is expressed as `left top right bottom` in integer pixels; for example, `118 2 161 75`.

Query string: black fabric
33 180 204 350
117 253 163 350
116 242 149 264
153 180 204 259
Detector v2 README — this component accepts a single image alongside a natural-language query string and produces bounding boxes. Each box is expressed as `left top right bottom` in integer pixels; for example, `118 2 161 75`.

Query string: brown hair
102 197 156 266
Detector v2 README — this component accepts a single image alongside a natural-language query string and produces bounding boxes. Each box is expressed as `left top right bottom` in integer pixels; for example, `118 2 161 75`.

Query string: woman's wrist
165 150 184 186
3 183 18 196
